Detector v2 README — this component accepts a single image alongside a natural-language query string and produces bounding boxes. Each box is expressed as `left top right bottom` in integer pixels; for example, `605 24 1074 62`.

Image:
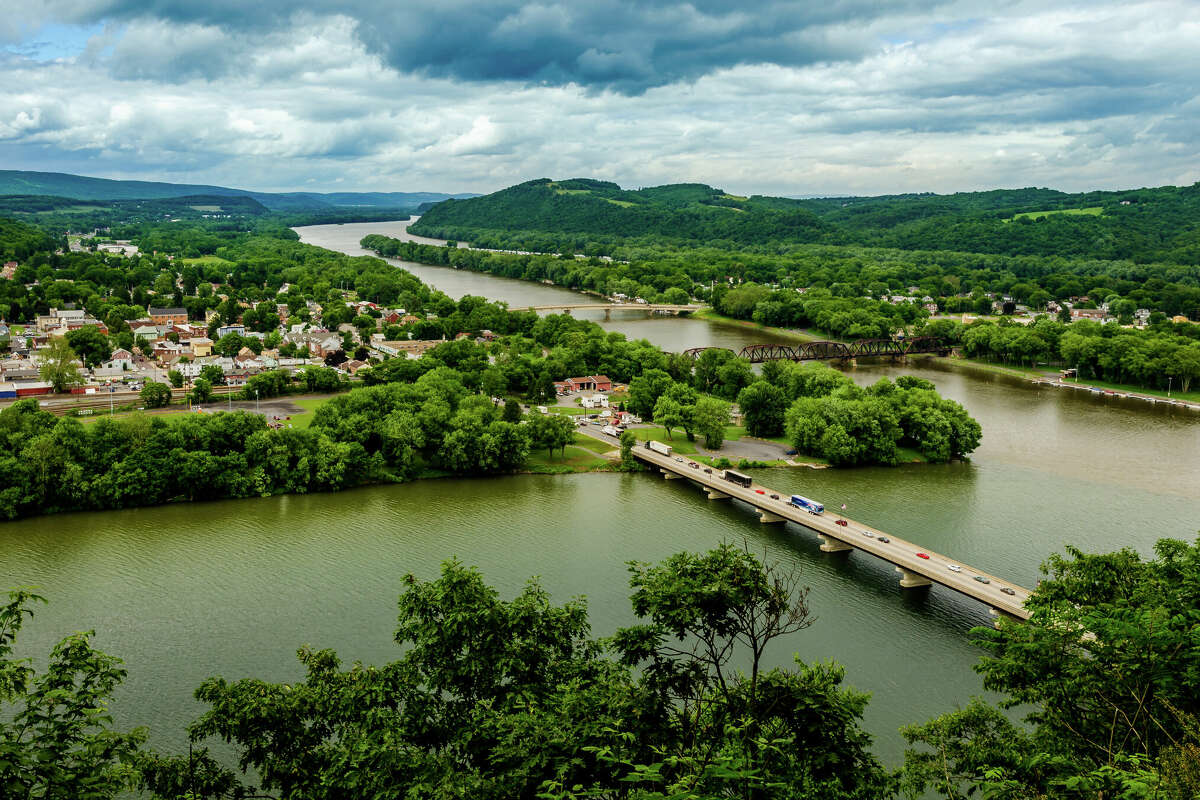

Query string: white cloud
0 1 1197 195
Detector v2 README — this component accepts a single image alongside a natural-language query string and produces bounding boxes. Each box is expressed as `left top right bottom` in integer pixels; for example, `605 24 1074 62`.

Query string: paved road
578 426 1032 620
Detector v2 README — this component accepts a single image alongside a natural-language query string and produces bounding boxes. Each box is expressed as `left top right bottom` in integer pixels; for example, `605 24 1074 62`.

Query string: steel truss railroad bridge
683 336 951 363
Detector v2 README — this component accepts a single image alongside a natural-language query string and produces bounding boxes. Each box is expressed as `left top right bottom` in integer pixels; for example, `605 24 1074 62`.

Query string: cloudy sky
2 0 1198 196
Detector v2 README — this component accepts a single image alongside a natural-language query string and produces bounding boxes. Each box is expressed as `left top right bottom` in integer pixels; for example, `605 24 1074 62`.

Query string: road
577 425 1032 620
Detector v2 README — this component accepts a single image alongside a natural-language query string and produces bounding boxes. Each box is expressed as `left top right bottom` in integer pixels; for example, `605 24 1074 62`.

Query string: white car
947 564 962 573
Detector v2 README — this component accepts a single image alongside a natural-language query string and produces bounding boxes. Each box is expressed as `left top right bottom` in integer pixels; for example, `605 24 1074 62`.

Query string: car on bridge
916 552 930 559
835 519 848 527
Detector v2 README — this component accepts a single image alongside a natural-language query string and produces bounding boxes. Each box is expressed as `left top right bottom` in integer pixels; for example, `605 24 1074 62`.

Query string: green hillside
412 178 1200 264
0 170 475 213
412 178 842 246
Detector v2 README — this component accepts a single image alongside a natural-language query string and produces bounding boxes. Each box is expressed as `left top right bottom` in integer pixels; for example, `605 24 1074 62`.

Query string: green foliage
903 537 1200 799
692 396 731 448
738 380 788 437
37 337 83 392
0 589 147 799
618 429 639 471
64 324 111 368
527 411 576 457
188 377 214 405
781 367 980 465
140 381 172 409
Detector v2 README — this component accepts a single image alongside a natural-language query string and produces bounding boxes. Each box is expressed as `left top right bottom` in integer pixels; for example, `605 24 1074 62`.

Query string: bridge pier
895 567 932 588
706 488 731 500
603 308 611 321
819 534 853 552
661 469 683 480
759 508 786 523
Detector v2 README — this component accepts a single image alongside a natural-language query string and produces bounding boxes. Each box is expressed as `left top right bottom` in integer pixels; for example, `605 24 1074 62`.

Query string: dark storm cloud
34 0 947 91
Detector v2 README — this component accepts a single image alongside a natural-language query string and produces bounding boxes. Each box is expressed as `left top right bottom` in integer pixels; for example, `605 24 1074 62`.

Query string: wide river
3 221 1197 772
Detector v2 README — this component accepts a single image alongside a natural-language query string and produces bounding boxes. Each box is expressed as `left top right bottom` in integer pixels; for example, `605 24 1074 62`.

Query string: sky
1 0 1198 197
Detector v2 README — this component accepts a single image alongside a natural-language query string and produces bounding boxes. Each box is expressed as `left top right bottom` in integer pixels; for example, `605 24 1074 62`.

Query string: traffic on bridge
579 426 1031 621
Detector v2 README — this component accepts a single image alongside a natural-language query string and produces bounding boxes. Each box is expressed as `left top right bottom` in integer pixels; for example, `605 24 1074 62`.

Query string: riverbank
696 309 1200 408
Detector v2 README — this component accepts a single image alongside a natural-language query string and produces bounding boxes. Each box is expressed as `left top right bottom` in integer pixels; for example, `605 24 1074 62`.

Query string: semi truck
723 469 752 488
647 440 673 456
601 425 621 437
790 495 824 514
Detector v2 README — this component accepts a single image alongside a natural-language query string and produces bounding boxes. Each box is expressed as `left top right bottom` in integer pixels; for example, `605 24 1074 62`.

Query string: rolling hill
0 170 477 212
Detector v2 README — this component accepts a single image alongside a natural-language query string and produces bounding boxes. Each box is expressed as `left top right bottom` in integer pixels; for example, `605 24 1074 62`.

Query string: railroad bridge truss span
684 336 951 363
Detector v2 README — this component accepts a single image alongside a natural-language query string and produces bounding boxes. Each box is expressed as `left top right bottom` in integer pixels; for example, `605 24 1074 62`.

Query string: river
2 221 1196 775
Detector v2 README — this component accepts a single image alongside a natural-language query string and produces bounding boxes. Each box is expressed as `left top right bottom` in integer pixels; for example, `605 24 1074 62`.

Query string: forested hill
413 178 845 247
412 177 1200 264
0 170 477 213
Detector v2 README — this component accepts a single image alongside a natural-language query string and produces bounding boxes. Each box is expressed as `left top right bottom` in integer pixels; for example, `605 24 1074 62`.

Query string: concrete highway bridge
507 303 704 320
582 427 1031 621
684 336 952 363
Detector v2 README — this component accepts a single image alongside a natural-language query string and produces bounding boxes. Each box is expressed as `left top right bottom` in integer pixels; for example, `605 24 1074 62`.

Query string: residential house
1 262 17 279
216 323 245 339
147 306 188 326
191 337 213 358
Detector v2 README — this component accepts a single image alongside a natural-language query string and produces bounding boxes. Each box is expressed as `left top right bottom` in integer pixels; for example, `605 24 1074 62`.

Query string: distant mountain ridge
0 170 478 212
410 177 1200 263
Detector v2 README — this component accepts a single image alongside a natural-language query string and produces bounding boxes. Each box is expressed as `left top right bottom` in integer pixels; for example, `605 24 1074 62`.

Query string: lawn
183 255 235 266
286 396 328 429
547 406 587 416
525 435 614 473
1007 207 1103 222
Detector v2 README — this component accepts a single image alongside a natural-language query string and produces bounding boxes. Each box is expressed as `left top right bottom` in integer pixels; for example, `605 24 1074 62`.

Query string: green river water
1 221 1196 771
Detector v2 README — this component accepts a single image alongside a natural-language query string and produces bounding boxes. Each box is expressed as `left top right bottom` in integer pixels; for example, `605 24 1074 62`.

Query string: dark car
877 537 890 543
973 575 990 584
703 468 712 474
769 493 779 499
1000 587 1016 596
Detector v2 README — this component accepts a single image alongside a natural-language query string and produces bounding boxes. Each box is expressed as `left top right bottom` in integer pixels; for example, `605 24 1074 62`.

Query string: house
1 261 17 279
147 306 188 326
131 324 161 340
191 337 213 358
1072 308 1108 321
580 394 609 409
105 349 134 370
341 359 369 375
564 375 612 393
216 323 245 339
373 339 440 359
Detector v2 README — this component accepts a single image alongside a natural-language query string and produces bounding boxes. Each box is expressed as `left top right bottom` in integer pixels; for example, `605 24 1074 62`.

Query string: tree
64 325 111 368
652 394 684 440
199 363 225 386
167 369 183 388
619 429 639 471
626 368 673 419
501 398 523 423
692 396 731 449
738 380 788 437
903 537 1200 799
189 378 213 405
37 338 83 393
140 381 172 408
527 411 575 457
0 589 147 798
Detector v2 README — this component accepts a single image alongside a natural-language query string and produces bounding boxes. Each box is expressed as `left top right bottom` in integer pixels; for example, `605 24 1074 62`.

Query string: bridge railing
684 337 951 362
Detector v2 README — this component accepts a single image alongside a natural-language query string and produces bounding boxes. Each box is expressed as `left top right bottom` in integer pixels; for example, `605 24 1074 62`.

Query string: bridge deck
593 433 1031 620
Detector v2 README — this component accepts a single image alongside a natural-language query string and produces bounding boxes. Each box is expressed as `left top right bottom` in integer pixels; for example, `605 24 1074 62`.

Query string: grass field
183 255 235 266
1007 207 1103 222
286 396 328 428
525 432 616 473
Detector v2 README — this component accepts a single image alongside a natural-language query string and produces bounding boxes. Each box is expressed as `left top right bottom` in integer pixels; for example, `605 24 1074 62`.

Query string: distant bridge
683 336 952 363
507 303 704 320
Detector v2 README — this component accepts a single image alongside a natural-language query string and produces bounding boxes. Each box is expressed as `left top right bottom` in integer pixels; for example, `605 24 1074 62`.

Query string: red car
835 519 848 527
916 552 930 559
755 489 765 494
